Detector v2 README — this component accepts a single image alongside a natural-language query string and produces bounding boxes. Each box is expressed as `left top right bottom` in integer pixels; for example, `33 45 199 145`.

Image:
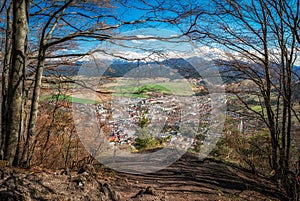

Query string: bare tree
186 0 299 199
0 0 195 167
0 1 12 162
20 0 149 166
1 0 29 165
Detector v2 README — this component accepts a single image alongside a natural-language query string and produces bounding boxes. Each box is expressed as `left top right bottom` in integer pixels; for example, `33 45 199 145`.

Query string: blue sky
73 0 188 55
37 0 299 66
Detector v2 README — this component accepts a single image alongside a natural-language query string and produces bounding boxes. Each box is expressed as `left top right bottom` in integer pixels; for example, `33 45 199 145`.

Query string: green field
250 105 263 112
112 80 195 97
42 94 99 104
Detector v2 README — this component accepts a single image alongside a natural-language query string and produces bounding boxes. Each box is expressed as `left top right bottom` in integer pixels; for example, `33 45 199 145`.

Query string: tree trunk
0 2 12 160
20 47 45 166
3 0 29 166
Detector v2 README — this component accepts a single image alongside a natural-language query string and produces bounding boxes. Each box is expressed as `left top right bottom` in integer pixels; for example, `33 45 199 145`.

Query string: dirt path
111 154 286 201
0 153 287 201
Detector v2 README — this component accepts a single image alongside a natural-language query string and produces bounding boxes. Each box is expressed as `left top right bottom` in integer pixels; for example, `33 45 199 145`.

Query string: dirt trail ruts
0 153 287 201
112 153 287 201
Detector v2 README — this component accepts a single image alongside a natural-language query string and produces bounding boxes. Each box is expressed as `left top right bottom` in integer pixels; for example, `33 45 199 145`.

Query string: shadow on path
115 153 287 200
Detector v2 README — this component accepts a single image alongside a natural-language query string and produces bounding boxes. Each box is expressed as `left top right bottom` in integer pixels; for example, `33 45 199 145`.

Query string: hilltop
0 153 287 201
